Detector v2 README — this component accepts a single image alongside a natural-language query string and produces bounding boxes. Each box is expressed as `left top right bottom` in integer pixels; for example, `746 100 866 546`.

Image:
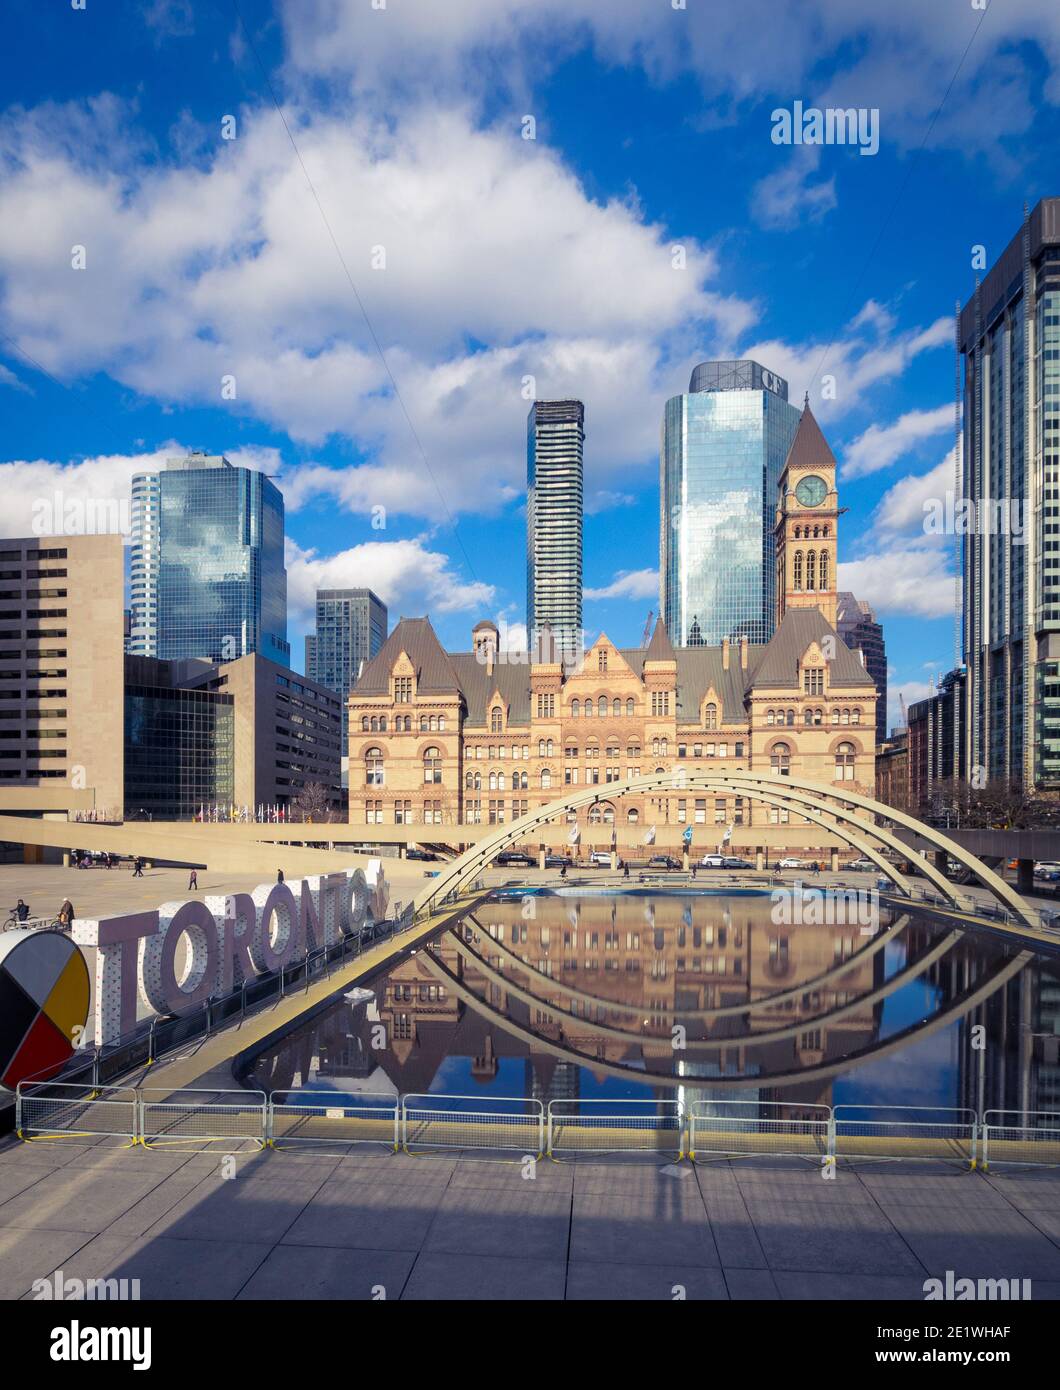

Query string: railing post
827 1109 836 1163
240 978 247 1021
148 1016 157 1065
304 947 311 993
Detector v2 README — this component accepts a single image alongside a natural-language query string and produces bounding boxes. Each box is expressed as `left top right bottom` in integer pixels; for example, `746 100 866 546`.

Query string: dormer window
490 705 503 733
394 676 412 702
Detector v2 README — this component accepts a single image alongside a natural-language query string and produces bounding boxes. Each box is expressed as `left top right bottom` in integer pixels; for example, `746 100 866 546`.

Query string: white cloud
874 450 958 535
285 536 494 623
585 568 659 602
843 404 953 479
0 447 182 541
838 546 957 620
750 149 836 231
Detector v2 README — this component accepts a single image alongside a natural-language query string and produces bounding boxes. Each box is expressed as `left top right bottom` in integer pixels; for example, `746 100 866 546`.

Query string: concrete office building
660 359 801 648
526 400 584 660
129 452 289 667
960 198 1060 788
837 592 887 747
0 535 124 812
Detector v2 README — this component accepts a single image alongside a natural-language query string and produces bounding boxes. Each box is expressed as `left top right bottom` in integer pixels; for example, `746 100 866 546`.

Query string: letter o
140 901 219 1016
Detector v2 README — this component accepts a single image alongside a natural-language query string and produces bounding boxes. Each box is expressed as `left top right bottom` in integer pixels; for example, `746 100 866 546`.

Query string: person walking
132 857 144 877
276 869 285 884
57 899 75 932
188 869 198 890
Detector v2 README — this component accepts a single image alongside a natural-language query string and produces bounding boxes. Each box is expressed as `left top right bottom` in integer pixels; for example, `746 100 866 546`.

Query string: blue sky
1 0 1058 731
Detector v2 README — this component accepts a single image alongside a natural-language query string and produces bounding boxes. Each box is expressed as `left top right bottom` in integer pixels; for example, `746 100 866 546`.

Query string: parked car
847 858 875 872
494 850 535 867
699 853 727 868
1035 861 1060 876
646 854 680 870
405 848 439 862
722 856 753 870
776 857 804 869
543 853 568 869
588 850 613 866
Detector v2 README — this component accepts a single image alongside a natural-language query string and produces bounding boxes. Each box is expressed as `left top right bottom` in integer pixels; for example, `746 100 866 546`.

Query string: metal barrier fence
269 1093 400 1151
832 1105 977 1166
402 1094 545 1156
547 1099 685 1158
139 1088 268 1149
16 1085 1060 1172
16 1081 139 1142
689 1100 831 1161
982 1110 1060 1170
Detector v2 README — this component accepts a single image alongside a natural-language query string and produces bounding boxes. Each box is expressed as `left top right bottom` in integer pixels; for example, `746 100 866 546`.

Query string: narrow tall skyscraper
526 399 584 658
129 453 289 666
960 198 1060 789
305 588 388 747
660 360 801 646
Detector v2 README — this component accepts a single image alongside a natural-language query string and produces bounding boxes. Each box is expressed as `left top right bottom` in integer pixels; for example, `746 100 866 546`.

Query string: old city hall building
348 406 876 841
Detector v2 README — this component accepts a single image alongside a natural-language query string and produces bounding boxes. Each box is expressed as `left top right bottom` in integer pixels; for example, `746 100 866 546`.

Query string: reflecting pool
248 890 1060 1114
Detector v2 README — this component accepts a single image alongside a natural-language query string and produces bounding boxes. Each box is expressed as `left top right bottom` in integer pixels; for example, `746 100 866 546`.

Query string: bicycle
3 906 32 930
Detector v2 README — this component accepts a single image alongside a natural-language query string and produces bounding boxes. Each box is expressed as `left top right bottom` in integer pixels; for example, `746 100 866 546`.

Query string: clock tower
775 399 841 628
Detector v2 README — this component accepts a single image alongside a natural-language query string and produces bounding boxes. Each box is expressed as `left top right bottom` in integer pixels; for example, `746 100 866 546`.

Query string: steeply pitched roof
644 617 676 662
784 403 836 474
353 617 461 696
753 609 873 689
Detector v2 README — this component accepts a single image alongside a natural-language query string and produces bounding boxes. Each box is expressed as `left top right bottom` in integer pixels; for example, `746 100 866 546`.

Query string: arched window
767 708 775 726
627 807 640 823
419 715 428 731
472 770 481 790
705 703 717 730
598 695 608 717
851 708 861 725
490 706 503 733
793 551 804 590
423 746 442 784
438 715 446 731
365 747 384 786
786 709 795 726
361 716 369 732
571 699 580 717
613 698 621 717
831 709 839 725
770 742 791 776
834 741 856 781
538 739 546 757
806 551 817 591
804 709 814 726
541 768 552 790
818 551 829 590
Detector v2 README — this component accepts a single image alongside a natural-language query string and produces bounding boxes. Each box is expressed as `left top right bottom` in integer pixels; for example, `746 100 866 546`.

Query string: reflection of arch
420 942 1031 1089
411 770 1037 926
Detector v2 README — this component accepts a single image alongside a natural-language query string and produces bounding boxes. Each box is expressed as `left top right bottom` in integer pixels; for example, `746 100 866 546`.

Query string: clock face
794 474 827 507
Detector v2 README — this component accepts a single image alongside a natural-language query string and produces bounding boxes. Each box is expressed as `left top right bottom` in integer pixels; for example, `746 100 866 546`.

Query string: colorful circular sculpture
0 931 89 1090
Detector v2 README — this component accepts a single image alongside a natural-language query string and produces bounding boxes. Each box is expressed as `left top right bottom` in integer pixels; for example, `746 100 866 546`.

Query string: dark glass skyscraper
305 588 388 746
660 360 801 646
131 453 289 667
960 198 1060 788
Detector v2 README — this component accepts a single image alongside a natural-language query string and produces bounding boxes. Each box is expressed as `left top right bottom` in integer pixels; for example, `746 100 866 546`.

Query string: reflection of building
837 592 887 746
131 452 289 667
660 359 801 647
960 199 1060 788
526 399 584 658
350 406 875 836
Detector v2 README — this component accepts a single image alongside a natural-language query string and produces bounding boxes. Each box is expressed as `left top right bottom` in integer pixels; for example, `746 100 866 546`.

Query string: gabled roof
752 609 873 689
644 617 676 662
353 617 461 696
783 403 836 474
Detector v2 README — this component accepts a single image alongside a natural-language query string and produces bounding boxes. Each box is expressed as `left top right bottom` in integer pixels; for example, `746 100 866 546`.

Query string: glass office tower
131 453 289 667
305 588 388 746
960 198 1060 788
660 360 801 646
526 400 584 659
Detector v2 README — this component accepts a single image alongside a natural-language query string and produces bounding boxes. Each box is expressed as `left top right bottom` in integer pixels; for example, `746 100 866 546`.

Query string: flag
721 822 733 845
644 825 656 845
682 825 693 845
567 823 580 845
610 827 617 850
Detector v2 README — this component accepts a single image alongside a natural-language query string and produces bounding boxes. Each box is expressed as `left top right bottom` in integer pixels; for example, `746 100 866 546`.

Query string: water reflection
248 892 1060 1113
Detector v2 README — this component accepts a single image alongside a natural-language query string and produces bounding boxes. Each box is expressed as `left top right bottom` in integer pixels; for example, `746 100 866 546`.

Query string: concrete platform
2 1141 1058 1300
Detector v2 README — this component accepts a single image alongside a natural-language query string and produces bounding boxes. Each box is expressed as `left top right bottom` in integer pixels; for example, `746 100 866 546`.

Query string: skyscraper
305 588 388 746
960 198 1060 789
129 453 289 667
526 399 584 658
660 359 801 647
837 591 887 745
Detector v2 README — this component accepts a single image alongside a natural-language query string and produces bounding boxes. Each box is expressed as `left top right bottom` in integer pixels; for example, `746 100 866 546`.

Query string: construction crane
641 609 654 646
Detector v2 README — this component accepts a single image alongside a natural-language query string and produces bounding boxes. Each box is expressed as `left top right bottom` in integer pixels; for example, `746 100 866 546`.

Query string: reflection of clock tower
774 398 840 628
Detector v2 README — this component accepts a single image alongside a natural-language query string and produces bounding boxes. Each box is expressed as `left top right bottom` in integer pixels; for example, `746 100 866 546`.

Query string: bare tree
293 782 332 823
